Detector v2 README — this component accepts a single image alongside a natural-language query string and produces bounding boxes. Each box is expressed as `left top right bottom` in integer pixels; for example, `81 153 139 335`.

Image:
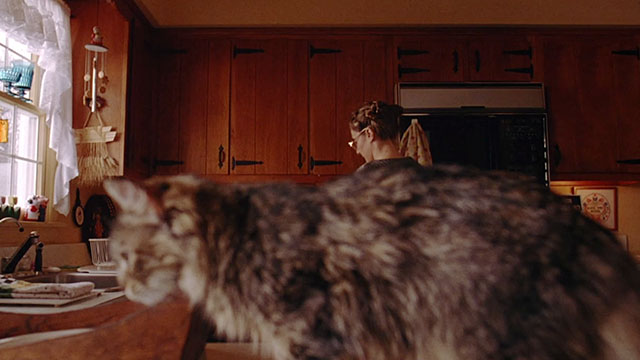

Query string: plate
0 328 93 349
77 265 117 274
0 291 98 307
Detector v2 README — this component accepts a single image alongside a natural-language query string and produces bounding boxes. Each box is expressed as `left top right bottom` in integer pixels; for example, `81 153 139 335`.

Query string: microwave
397 83 549 186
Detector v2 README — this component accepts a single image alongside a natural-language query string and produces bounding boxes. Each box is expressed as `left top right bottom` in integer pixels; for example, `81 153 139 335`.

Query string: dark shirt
357 157 421 172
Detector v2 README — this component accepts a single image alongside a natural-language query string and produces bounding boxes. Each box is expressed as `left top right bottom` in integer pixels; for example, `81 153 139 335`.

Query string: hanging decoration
74 19 118 186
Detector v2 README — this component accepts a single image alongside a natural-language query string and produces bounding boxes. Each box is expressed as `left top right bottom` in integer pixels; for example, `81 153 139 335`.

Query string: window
0 30 44 212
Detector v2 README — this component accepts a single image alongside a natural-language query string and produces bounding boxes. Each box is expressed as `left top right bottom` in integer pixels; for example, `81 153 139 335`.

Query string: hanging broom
75 110 118 186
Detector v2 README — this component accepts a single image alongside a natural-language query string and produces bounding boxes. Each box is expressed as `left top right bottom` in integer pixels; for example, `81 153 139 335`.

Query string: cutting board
0 291 99 307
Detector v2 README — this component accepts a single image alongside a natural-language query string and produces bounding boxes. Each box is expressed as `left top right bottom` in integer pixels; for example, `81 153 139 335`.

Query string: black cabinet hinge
232 157 263 170
504 64 534 78
612 47 640 59
398 65 430 78
397 48 429 59
617 159 640 164
503 46 533 59
233 46 264 58
310 45 341 58
310 157 342 170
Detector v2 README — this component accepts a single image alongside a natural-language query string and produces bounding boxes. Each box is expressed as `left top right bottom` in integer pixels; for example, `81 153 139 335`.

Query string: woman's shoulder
358 157 421 172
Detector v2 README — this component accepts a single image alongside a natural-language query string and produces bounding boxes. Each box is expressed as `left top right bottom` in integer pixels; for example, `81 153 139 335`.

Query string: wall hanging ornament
74 25 118 186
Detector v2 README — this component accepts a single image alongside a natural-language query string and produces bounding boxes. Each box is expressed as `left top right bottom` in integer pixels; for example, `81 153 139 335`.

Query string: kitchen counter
0 294 141 339
0 291 125 315
0 295 210 358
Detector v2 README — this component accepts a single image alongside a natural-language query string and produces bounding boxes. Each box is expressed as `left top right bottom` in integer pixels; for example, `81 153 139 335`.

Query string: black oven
397 83 549 186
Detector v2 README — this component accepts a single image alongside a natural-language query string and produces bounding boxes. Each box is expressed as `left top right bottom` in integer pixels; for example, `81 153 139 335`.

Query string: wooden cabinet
540 35 640 179
611 37 640 174
129 28 640 182
178 40 209 175
152 39 230 176
229 39 308 175
394 36 466 82
394 35 534 82
466 36 534 81
309 39 391 175
123 18 155 180
152 39 209 175
151 39 181 176
205 39 232 175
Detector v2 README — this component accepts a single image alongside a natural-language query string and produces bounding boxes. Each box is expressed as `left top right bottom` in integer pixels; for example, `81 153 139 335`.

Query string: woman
349 101 419 171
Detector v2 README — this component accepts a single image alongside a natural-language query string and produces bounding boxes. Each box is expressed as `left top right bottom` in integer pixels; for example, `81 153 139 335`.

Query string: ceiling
133 0 640 28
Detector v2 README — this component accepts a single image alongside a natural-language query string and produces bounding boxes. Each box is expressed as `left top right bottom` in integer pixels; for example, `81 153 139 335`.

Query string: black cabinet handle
218 145 225 169
398 65 430 78
617 159 640 164
397 48 429 58
310 45 341 58
553 144 562 168
503 46 533 59
475 50 481 72
233 46 264 58
612 47 640 59
504 64 534 78
310 157 342 170
297 145 304 169
232 157 263 170
453 50 459 73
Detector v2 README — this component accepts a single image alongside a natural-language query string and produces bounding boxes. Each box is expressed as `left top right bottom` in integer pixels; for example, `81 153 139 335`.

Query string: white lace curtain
0 0 77 215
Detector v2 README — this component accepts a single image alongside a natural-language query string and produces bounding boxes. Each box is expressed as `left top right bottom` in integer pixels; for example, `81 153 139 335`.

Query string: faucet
1 218 43 274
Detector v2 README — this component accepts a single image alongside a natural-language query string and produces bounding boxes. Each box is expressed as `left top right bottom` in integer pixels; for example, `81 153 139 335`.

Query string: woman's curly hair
350 101 404 141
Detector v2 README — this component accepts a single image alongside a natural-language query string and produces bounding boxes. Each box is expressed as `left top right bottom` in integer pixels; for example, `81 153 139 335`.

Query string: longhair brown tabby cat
104 164 640 360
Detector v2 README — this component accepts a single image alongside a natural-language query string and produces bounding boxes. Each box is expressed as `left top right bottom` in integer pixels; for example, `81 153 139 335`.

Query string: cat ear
104 179 160 218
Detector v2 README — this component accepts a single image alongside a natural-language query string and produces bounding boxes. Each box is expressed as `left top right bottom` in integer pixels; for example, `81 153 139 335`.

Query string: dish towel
400 118 433 166
0 278 94 299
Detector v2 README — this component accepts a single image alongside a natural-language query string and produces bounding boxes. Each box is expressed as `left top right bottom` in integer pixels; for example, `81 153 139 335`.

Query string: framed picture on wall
573 187 617 230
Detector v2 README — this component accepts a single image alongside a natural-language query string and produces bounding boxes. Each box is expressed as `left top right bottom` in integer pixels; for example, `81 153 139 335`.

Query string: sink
22 272 119 289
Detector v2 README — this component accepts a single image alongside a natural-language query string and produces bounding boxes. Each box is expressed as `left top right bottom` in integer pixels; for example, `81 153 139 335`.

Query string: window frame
0 31 58 225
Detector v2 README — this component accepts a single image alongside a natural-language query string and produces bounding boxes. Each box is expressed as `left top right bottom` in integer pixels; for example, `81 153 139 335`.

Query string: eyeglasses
348 127 369 149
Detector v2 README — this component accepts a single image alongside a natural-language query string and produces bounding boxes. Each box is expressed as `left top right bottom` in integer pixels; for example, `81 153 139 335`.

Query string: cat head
104 175 209 306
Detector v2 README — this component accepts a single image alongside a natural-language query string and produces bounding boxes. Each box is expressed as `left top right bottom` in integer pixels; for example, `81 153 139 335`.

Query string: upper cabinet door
205 39 231 175
124 20 155 179
286 40 310 175
309 39 390 175
394 36 466 82
467 36 534 82
152 39 196 176
178 40 210 175
541 36 618 178
230 39 308 175
611 37 640 173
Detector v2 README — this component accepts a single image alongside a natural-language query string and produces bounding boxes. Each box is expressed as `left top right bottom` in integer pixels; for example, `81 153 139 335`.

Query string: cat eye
348 126 369 150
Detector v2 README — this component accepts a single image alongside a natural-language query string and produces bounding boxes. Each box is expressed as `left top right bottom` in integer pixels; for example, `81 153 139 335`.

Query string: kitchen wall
0 0 136 248
551 184 640 257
